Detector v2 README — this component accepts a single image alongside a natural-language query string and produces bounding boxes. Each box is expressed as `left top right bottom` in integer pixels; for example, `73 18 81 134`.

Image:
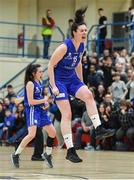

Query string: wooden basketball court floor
0 146 134 180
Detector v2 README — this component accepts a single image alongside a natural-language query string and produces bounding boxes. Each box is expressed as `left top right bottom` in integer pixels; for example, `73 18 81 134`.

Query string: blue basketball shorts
49 76 85 100
25 106 52 127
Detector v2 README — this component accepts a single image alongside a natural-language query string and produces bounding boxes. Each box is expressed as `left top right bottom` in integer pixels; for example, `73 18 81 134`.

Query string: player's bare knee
83 91 93 102
61 111 72 121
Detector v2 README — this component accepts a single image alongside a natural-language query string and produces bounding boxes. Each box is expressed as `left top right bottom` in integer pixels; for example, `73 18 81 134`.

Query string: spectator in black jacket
114 100 134 150
5 85 16 101
98 8 107 54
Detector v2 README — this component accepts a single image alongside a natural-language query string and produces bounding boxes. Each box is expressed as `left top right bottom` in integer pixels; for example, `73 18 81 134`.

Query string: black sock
47 136 55 147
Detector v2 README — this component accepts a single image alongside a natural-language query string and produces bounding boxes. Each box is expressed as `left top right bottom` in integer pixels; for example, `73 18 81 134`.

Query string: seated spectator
6 103 27 145
110 72 128 103
115 100 134 150
75 110 96 150
70 97 85 120
9 96 16 113
126 71 134 101
129 56 134 71
114 63 128 83
115 49 129 72
95 84 106 105
5 85 17 101
82 51 90 85
3 98 11 110
98 102 117 150
3 109 14 143
0 102 5 145
87 64 101 89
100 56 113 90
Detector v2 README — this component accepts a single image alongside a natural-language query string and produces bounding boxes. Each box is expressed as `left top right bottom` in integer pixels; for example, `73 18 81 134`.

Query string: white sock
46 146 52 155
15 146 24 155
63 133 73 149
90 114 101 129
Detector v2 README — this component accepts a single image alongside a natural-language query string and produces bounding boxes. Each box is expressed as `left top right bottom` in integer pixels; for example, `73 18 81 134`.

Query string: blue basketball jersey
54 39 84 80
49 39 85 101
24 80 51 127
24 80 44 108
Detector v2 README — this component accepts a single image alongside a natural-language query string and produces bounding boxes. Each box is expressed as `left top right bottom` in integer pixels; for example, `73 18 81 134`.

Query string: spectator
122 7 134 53
81 51 90 85
128 7 134 53
110 72 128 103
115 49 129 72
98 8 107 54
126 71 134 100
42 9 55 59
6 103 27 145
3 109 14 143
75 110 96 150
115 100 134 150
0 103 5 146
100 56 113 90
129 56 134 70
66 19 73 39
87 64 99 88
95 84 106 105
5 85 16 101
98 102 117 150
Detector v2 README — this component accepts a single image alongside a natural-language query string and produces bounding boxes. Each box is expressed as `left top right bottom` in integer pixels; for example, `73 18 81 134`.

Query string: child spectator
111 72 128 103
3 109 14 143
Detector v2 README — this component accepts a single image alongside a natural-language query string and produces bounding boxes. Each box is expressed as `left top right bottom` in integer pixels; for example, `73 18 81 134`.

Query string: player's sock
90 114 101 129
63 133 73 149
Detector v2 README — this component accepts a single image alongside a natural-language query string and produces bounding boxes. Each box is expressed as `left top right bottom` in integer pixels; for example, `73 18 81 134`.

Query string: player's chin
81 37 86 43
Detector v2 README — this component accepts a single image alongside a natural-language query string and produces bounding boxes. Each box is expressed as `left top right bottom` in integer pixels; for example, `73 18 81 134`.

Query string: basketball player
11 64 56 168
48 7 115 163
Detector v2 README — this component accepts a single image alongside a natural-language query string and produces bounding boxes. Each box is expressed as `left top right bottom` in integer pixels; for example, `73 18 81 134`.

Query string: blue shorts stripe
30 106 34 126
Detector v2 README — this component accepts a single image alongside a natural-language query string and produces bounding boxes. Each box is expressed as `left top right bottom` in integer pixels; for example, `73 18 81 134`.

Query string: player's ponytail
74 7 87 24
71 6 87 37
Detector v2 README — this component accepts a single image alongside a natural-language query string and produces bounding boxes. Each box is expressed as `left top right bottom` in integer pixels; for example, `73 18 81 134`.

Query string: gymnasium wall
0 57 49 98
0 0 132 35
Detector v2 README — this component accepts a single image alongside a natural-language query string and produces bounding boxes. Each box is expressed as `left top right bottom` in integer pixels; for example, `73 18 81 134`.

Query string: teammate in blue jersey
48 7 115 163
11 64 56 168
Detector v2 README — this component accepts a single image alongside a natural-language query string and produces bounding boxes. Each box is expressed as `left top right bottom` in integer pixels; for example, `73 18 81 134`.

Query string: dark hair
120 100 132 111
46 9 51 13
68 19 73 23
24 63 41 85
129 7 134 11
98 8 104 11
71 7 87 37
7 84 13 88
113 71 120 77
130 57 134 64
